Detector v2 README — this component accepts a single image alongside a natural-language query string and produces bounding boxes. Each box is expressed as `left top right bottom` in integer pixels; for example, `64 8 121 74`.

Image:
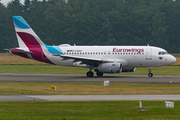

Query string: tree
149 11 169 49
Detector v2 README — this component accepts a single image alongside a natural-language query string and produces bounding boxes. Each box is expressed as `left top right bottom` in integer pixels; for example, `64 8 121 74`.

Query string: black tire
96 72 103 77
86 71 94 77
148 73 153 77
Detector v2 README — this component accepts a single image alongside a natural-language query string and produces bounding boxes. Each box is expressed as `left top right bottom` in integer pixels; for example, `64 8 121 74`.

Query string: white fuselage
45 45 176 68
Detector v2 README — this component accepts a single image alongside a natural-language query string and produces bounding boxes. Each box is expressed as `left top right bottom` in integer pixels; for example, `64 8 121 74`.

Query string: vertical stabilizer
12 16 53 64
12 16 44 48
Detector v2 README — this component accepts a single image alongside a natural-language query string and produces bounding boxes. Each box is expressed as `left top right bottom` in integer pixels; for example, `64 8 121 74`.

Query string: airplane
9 16 176 77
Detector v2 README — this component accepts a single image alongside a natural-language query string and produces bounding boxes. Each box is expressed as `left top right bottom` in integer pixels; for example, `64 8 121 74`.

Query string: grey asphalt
0 95 180 101
0 73 180 84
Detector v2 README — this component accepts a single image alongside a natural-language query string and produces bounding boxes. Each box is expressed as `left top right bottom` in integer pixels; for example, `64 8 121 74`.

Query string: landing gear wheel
148 73 153 77
86 71 94 77
148 67 153 77
96 72 103 77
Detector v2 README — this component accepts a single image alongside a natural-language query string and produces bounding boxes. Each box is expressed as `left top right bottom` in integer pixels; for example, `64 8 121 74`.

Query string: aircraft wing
59 54 113 66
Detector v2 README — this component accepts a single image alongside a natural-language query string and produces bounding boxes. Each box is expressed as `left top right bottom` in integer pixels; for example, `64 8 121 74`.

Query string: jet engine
121 67 136 72
97 63 122 73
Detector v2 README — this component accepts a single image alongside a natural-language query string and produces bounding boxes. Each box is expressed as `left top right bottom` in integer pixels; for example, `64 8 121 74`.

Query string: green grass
0 101 180 120
1 82 180 95
173 54 180 57
0 64 180 75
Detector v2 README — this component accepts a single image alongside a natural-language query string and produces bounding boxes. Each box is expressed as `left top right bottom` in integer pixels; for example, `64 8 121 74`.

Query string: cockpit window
158 51 168 55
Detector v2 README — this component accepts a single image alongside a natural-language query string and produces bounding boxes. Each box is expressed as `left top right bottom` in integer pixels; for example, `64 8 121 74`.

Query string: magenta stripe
17 32 54 64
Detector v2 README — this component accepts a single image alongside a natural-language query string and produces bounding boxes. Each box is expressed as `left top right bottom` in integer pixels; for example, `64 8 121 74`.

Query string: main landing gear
96 71 103 77
86 71 94 77
86 65 104 77
86 65 94 77
148 67 153 77
86 71 104 77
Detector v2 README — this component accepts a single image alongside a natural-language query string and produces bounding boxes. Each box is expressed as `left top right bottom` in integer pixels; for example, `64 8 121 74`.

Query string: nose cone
169 55 176 65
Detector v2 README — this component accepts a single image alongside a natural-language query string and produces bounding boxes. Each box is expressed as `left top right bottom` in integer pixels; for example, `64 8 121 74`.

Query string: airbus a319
9 16 176 77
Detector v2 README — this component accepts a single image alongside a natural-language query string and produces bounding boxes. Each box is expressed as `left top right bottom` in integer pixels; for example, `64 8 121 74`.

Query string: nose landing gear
148 67 153 77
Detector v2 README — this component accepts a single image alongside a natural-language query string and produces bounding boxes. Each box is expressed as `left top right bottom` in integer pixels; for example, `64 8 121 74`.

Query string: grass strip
0 101 180 119
0 82 180 95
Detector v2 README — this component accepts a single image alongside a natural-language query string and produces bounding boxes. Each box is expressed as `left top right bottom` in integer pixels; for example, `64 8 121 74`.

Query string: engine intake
98 63 122 73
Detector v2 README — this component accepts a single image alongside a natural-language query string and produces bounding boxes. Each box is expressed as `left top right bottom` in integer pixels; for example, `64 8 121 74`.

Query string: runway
1 95 180 101
0 73 180 84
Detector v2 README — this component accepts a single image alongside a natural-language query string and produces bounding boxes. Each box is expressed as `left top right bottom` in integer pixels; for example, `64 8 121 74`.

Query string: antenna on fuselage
74 44 76 46
147 44 149 46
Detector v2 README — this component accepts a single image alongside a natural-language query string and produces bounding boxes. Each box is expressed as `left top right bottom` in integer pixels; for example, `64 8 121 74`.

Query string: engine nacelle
121 67 136 72
98 63 122 73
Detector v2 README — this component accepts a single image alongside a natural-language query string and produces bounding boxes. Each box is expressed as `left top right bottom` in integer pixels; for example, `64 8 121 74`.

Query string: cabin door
146 48 152 60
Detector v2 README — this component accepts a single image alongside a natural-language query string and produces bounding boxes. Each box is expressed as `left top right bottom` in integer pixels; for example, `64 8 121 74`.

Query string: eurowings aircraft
9 16 176 77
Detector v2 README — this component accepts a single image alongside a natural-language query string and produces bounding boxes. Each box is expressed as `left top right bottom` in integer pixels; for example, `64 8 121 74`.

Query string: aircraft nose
169 55 176 64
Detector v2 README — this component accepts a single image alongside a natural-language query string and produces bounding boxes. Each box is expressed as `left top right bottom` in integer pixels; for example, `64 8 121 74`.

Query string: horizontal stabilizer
10 48 32 54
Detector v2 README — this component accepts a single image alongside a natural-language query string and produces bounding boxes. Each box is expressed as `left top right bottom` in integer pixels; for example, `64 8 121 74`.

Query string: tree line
0 0 180 53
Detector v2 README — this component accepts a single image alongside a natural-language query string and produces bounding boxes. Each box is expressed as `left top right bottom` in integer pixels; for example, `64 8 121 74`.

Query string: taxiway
0 73 179 84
